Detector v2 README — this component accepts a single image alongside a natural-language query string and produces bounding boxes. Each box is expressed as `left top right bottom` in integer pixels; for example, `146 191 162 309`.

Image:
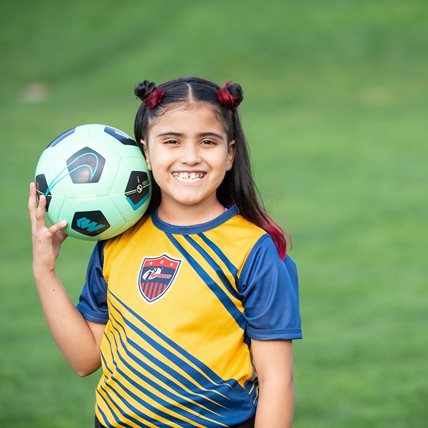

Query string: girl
29 76 302 428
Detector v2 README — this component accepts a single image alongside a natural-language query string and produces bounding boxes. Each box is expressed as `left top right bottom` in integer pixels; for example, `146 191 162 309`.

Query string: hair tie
144 86 166 109
135 80 166 109
217 81 241 110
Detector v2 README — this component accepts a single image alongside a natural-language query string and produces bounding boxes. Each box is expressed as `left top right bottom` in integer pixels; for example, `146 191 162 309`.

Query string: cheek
145 149 165 173
147 154 170 178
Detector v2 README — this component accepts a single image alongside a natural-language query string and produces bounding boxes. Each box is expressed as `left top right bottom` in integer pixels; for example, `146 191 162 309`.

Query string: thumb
48 220 68 235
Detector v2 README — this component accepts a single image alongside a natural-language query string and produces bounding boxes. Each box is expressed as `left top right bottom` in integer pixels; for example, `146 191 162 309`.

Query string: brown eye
201 139 216 146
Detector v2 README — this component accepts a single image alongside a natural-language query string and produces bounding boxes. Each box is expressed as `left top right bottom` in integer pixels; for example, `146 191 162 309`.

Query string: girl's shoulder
220 206 266 235
103 213 151 250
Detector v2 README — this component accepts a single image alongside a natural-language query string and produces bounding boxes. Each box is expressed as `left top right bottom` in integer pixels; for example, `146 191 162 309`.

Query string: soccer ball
35 124 151 240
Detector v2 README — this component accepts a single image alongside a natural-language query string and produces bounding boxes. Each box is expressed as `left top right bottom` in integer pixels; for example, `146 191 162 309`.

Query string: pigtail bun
218 81 243 110
227 82 244 107
134 80 165 109
134 80 155 100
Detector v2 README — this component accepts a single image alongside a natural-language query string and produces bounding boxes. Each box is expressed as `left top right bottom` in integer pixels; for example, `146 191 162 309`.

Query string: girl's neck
156 199 226 226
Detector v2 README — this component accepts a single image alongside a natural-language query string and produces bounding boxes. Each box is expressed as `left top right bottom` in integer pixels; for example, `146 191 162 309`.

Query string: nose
180 143 201 165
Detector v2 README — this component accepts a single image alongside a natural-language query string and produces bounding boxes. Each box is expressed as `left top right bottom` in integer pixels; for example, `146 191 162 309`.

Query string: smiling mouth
172 172 206 182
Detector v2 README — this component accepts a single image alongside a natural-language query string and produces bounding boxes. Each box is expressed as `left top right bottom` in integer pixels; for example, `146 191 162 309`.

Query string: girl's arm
29 182 104 376
252 339 295 428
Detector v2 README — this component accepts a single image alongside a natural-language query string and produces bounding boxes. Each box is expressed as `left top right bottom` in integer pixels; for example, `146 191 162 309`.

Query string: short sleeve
238 235 302 340
76 241 109 324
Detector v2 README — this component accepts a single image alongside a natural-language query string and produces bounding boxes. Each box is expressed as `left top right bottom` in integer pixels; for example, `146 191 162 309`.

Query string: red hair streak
261 217 287 260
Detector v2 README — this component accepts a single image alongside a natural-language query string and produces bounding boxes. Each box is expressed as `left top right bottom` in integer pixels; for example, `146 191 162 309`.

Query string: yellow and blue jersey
77 206 302 427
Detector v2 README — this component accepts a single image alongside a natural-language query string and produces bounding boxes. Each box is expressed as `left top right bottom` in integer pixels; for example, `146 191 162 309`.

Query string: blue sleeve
76 241 109 324
238 235 302 340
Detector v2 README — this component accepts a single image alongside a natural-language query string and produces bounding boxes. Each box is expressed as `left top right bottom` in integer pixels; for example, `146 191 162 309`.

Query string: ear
140 139 151 170
226 140 235 171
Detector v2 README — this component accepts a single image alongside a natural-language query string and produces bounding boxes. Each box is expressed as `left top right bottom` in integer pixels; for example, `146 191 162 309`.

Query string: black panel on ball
71 211 110 236
35 174 52 211
47 127 76 148
125 171 150 209
104 126 137 146
66 147 105 183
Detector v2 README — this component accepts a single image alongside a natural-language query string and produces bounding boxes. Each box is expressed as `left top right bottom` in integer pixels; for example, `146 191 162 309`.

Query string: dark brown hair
134 76 287 258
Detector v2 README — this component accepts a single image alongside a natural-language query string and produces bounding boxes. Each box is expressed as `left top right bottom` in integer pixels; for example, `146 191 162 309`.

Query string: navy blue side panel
76 241 109 323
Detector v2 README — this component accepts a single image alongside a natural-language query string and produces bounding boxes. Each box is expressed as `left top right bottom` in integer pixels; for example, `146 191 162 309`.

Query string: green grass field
1 1 427 426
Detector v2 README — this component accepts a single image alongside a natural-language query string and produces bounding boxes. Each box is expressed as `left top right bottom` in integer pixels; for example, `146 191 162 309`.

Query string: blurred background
1 0 427 427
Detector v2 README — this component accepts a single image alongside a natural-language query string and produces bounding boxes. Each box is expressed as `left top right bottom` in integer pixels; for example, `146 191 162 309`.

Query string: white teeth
173 172 205 181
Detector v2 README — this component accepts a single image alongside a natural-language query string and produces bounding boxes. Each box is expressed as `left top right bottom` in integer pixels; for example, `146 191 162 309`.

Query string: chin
178 199 203 207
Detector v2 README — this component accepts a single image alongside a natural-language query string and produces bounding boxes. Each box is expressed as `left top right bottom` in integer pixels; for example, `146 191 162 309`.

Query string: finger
28 182 37 214
36 193 46 214
48 220 67 235
29 182 42 228
35 194 47 227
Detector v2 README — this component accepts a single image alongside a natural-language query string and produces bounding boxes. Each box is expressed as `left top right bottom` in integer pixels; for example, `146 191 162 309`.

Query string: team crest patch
137 254 182 303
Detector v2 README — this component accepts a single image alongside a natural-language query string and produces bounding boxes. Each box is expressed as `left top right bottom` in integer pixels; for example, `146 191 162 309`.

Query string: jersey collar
152 205 238 234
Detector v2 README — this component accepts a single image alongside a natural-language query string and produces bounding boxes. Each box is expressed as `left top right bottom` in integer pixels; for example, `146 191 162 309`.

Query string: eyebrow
155 131 225 140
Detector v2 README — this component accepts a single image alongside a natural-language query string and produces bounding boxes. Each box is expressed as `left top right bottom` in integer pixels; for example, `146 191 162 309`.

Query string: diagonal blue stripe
183 235 240 300
97 387 135 428
166 233 246 331
115 364 223 427
96 405 110 428
108 291 234 390
103 329 180 426
111 319 224 404
104 327 158 425
100 346 114 375
197 233 239 279
101 383 163 427
107 317 225 425
109 313 227 417
103 332 118 368
108 295 233 400
111 375 194 427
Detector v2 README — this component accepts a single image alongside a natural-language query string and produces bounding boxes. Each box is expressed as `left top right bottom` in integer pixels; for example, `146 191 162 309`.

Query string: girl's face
141 103 235 222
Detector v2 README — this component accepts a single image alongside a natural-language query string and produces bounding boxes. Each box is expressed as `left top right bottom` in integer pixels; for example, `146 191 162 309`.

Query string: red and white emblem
137 254 182 303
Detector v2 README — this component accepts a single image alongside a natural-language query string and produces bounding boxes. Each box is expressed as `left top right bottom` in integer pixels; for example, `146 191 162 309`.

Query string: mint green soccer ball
35 124 151 240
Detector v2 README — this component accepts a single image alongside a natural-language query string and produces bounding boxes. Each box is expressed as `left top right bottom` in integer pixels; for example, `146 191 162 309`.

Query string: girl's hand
28 182 68 277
